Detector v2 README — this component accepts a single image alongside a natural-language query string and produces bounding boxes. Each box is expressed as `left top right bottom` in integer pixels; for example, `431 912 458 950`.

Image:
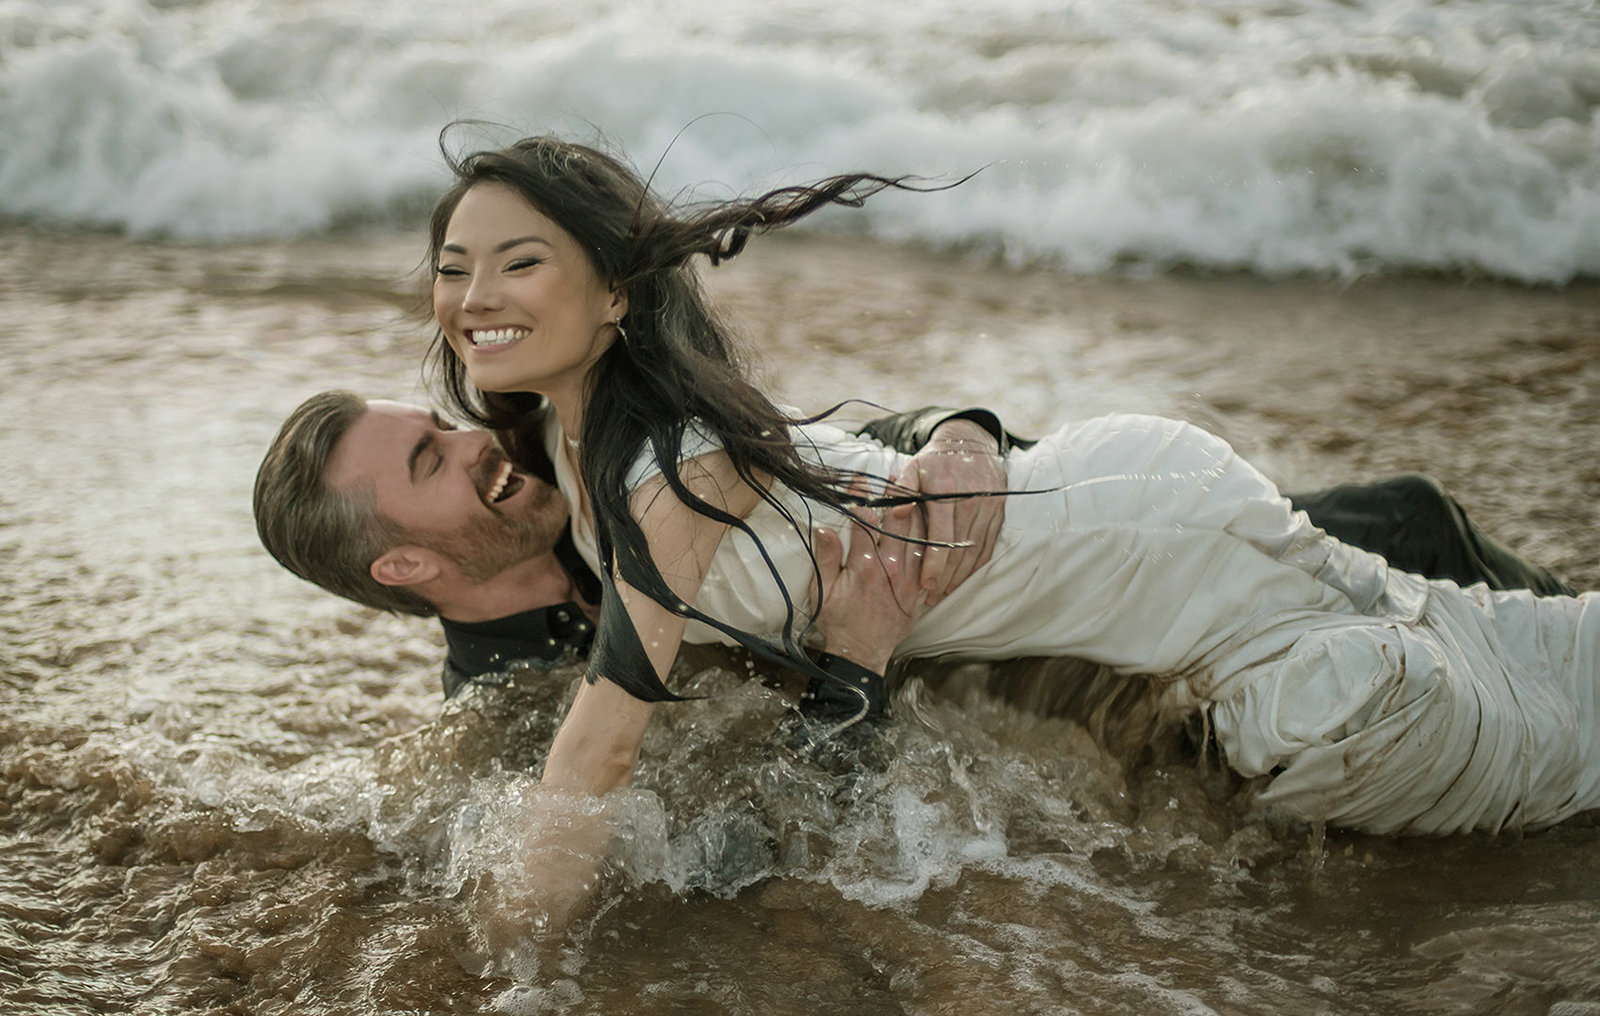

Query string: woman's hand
529 449 757 934
811 500 929 675
891 417 1005 606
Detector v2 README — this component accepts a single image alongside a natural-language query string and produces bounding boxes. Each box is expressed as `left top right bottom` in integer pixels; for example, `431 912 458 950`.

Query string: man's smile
480 456 525 506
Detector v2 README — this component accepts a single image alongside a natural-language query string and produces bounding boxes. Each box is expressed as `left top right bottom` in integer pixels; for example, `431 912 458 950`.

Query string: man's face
326 401 568 582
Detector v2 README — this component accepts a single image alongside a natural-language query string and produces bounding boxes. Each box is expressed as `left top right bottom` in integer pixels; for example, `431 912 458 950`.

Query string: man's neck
430 552 581 624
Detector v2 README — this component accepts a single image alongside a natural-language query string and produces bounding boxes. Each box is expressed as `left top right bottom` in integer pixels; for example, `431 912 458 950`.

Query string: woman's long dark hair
424 132 950 712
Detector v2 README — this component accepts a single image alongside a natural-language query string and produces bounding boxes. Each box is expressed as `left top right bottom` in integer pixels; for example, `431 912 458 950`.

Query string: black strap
800 652 889 724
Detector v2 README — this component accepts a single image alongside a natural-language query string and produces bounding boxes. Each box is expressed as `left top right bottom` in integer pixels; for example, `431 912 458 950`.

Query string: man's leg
1288 474 1575 596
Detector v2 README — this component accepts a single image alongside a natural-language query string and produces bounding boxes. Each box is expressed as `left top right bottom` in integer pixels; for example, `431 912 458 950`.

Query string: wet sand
1 226 1597 1015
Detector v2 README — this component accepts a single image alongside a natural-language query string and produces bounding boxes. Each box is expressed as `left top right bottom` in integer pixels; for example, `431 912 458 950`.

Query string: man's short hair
253 390 435 617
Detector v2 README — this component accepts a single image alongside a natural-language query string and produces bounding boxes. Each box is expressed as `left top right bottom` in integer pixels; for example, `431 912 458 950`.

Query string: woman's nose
462 271 505 313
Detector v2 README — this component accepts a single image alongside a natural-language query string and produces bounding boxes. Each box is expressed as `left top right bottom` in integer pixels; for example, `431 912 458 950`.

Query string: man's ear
371 546 443 588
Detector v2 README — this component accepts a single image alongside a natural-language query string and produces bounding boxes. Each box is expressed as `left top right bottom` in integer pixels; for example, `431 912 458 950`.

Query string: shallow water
2 227 1598 1015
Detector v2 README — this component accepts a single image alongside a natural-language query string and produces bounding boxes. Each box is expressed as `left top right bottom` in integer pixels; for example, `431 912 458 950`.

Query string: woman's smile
466 327 530 348
433 183 626 401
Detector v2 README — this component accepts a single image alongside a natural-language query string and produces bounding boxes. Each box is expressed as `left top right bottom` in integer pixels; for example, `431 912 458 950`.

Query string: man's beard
411 494 566 585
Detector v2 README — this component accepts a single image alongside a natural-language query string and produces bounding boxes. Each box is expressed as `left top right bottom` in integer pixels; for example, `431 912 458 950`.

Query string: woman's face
433 182 626 401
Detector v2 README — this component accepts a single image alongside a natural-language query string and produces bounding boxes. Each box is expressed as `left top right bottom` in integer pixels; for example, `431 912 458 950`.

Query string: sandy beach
5 0 1598 1007
2 225 1598 1014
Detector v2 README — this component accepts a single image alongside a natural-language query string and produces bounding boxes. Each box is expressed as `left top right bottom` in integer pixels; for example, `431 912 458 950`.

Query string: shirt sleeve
624 421 727 491
853 406 1030 454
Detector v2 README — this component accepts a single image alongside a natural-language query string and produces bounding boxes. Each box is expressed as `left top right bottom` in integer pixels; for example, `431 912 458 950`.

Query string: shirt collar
439 602 595 699
437 525 601 698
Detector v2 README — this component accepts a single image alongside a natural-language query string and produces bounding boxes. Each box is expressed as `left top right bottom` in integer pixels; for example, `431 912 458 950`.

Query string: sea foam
1 0 1595 281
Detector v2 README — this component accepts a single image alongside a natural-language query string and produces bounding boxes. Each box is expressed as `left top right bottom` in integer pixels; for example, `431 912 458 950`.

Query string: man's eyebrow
439 235 550 255
406 424 437 482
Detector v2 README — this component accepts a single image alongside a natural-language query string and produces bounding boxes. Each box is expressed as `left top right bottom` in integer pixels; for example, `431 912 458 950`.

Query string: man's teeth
486 461 513 502
472 328 526 346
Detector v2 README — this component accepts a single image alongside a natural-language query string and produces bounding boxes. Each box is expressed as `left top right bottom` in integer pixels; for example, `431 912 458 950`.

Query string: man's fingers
928 497 1001 603
890 463 920 519
920 497 954 598
951 496 1003 583
893 425 1009 605
976 501 1003 567
874 498 928 615
929 510 971 602
904 508 932 617
810 525 845 603
815 525 844 570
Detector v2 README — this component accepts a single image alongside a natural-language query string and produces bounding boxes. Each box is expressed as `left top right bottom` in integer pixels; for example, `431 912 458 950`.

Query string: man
253 391 1025 709
256 390 1572 706
255 390 1584 934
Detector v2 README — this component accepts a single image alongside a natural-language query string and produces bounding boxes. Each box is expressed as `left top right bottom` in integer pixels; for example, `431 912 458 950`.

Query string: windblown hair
423 133 946 704
253 389 436 617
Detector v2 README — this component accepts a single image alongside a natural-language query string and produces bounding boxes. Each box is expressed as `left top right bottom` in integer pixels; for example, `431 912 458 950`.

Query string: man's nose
446 426 495 466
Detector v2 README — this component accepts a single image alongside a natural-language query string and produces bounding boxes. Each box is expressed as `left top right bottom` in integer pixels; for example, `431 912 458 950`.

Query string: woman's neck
543 385 586 451
545 389 595 535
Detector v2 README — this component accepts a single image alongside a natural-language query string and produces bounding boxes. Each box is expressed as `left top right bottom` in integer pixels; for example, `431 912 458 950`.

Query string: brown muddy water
2 226 1598 1015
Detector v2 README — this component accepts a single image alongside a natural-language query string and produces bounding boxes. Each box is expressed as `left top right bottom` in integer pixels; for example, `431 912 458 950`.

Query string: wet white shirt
551 413 1600 835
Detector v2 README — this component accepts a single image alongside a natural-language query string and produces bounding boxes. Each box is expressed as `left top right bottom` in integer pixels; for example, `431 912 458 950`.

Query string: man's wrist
853 406 1013 457
801 652 890 722
816 640 894 675
926 416 1001 454
927 410 1006 453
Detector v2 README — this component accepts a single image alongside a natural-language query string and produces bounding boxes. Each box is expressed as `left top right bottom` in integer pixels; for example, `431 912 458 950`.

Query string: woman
422 134 1599 841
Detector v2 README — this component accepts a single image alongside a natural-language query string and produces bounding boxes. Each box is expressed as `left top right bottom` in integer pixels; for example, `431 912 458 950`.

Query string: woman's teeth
471 328 526 347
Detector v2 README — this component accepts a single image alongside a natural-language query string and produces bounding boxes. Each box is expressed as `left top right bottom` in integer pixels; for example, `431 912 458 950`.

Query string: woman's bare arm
499 450 759 940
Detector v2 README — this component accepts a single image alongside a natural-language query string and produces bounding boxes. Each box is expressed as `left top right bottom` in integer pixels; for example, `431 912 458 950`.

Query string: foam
1 0 1595 280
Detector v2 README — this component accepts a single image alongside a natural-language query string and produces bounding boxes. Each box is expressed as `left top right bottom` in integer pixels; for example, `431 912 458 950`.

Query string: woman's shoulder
621 411 900 491
623 420 727 490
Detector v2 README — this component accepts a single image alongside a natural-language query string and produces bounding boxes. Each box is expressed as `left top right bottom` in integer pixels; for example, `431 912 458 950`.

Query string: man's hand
892 417 1005 606
810 502 929 675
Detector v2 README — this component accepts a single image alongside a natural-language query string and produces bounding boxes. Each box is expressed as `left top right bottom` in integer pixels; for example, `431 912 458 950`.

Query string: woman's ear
371 546 442 588
608 284 628 322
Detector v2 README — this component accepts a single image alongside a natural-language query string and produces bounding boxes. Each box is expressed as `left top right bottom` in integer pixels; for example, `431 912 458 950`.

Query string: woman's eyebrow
439 235 550 255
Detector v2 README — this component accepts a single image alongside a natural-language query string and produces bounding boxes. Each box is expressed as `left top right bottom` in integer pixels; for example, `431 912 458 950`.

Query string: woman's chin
465 364 564 397
465 371 521 394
